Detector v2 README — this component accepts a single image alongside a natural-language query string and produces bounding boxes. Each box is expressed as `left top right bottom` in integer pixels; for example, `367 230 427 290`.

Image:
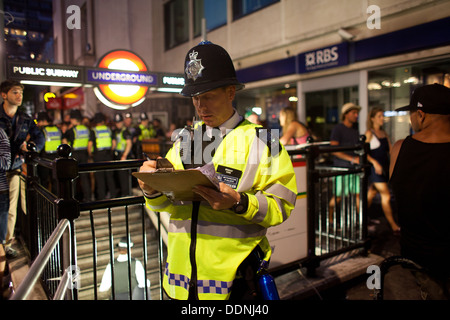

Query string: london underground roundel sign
93 50 152 110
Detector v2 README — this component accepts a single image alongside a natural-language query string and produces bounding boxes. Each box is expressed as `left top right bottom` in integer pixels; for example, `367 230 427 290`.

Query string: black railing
17 137 370 299
274 137 370 276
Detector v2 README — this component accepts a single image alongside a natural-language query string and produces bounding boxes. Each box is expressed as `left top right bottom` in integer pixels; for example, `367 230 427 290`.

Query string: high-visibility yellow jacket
93 125 112 151
145 120 297 300
72 125 89 151
42 125 62 154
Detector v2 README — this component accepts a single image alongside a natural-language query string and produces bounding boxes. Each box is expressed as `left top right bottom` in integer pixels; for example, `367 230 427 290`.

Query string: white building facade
52 0 450 141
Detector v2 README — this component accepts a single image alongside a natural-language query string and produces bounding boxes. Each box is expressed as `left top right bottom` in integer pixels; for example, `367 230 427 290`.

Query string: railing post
305 145 320 276
25 142 40 259
358 135 370 249
53 144 80 300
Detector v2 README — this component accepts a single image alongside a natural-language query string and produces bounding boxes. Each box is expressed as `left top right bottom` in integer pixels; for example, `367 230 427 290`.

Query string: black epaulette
255 127 281 157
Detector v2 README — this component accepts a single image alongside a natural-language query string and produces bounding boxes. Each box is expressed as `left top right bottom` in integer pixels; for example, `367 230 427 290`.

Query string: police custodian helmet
180 41 245 97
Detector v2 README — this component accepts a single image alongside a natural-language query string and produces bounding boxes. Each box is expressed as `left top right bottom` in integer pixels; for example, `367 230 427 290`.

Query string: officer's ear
226 85 236 101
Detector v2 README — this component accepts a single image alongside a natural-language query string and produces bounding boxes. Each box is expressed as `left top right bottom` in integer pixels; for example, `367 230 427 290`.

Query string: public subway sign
297 42 348 74
6 55 184 110
8 61 84 83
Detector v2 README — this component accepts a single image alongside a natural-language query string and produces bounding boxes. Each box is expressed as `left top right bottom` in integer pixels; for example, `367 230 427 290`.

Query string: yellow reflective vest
93 125 112 150
72 125 89 150
42 125 62 154
145 120 297 300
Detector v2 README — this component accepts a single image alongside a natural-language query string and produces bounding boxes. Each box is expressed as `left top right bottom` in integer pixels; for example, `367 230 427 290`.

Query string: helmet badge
185 50 205 81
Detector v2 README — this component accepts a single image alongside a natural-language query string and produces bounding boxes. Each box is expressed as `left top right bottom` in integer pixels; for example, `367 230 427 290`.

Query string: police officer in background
137 41 297 300
63 109 91 202
112 113 133 197
135 112 155 159
36 111 62 193
88 112 117 200
123 112 139 159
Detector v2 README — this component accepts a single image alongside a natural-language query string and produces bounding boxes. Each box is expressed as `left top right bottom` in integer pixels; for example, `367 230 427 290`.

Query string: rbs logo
305 46 339 68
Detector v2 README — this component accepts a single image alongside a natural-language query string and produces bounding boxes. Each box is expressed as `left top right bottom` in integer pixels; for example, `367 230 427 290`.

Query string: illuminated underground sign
92 49 152 110
86 69 157 86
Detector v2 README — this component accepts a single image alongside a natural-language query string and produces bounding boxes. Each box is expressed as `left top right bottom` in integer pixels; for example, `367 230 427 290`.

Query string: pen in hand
143 152 155 161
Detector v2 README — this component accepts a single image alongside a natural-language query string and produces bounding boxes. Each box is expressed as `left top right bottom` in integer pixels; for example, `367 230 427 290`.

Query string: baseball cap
396 83 450 115
180 41 245 97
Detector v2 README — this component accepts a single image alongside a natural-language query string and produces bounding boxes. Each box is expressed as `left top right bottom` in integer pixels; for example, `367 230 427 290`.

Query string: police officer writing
88 112 117 200
62 109 91 202
137 42 297 300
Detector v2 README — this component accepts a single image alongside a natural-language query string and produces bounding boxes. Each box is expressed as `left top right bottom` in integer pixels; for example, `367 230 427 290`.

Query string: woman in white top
365 107 400 233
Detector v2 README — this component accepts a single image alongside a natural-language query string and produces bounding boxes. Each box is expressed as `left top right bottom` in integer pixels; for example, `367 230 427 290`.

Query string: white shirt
99 254 149 292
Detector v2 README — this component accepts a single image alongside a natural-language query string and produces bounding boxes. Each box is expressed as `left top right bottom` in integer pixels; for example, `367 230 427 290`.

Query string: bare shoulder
389 139 405 178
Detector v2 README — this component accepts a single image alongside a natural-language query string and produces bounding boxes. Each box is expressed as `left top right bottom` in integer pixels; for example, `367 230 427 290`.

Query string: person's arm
99 263 112 292
193 136 297 228
121 138 132 160
280 122 296 145
28 119 45 152
389 139 404 179
330 140 359 164
0 129 11 171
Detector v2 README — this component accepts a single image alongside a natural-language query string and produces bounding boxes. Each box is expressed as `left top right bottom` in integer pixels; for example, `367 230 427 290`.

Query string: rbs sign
298 43 348 73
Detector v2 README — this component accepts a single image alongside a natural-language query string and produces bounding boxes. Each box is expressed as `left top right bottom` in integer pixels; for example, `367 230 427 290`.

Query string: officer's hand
138 158 159 196
193 183 239 211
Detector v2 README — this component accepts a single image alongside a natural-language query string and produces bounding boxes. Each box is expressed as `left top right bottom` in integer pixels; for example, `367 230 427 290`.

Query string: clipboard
133 169 218 201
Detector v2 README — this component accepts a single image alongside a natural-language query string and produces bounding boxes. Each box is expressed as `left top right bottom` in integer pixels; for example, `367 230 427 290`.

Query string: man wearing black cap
138 41 297 300
88 112 116 200
389 83 450 299
63 109 92 202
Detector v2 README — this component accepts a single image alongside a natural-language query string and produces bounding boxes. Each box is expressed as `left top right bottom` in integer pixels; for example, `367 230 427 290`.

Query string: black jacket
0 103 45 170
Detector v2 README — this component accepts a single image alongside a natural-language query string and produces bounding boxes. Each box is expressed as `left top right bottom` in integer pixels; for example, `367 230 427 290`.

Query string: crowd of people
36 109 168 202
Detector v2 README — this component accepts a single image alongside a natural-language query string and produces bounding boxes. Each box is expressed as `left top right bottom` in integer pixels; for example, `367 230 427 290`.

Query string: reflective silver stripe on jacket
238 132 296 223
237 133 266 192
169 219 267 239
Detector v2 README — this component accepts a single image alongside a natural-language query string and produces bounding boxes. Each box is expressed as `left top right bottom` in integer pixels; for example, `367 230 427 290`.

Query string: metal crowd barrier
17 143 164 300
279 136 370 276
17 137 370 299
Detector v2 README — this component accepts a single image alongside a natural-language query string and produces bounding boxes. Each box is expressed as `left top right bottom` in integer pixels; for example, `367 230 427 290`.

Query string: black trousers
72 150 91 201
93 150 117 200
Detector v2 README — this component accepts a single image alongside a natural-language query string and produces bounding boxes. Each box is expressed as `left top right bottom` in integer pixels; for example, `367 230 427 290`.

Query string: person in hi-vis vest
62 109 91 202
88 112 117 200
36 111 61 194
137 41 297 300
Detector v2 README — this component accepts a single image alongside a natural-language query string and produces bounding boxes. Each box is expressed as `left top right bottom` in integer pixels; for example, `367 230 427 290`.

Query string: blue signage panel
297 42 348 74
86 69 158 86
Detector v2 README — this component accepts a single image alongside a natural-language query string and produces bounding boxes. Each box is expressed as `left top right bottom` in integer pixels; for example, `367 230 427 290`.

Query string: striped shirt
0 128 11 192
